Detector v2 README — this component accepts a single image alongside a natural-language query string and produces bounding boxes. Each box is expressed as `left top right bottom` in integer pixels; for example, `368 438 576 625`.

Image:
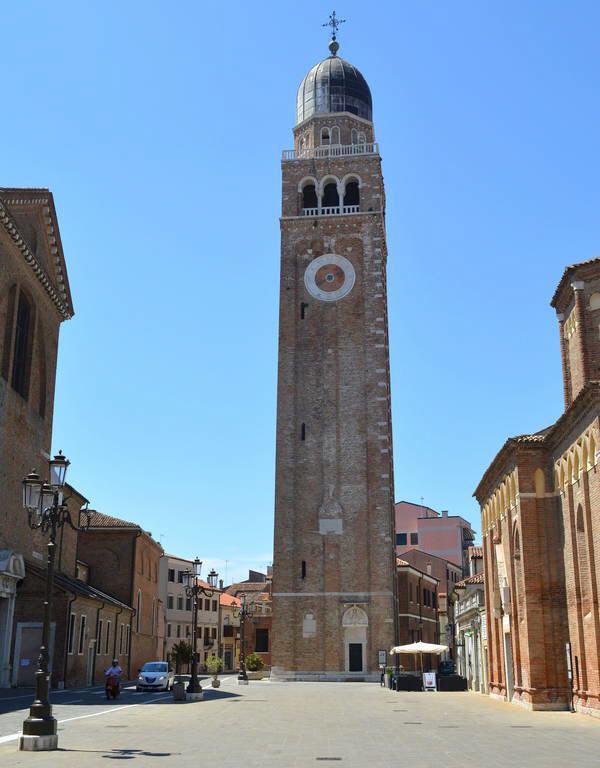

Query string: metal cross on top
323 10 346 41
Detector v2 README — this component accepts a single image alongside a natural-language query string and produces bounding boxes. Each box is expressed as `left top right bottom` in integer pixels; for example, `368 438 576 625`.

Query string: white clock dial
304 254 356 302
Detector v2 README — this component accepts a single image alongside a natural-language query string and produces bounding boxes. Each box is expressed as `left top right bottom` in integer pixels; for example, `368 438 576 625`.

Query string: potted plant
206 654 223 688
245 653 266 680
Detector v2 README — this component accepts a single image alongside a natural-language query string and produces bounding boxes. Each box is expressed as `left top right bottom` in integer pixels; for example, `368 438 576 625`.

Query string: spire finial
323 10 345 57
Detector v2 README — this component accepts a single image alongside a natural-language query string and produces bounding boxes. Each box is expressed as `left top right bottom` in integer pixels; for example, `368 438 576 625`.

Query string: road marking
0 693 171 745
60 699 84 705
0 682 136 703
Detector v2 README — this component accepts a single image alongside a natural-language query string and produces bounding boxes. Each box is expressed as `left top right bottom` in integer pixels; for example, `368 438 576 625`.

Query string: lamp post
232 593 257 685
19 452 92 752
182 559 218 700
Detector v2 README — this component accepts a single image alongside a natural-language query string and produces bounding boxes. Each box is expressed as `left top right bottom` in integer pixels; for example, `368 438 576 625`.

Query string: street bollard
172 681 186 701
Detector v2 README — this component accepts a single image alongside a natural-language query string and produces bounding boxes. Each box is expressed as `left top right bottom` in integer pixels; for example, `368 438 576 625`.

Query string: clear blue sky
4 2 600 583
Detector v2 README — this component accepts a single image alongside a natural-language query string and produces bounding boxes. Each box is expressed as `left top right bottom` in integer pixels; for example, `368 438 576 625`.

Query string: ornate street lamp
19 452 92 752
183 558 218 700
232 593 257 685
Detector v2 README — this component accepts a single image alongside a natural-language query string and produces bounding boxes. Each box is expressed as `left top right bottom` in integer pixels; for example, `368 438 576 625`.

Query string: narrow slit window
301 423 306 441
301 560 306 579
300 302 308 319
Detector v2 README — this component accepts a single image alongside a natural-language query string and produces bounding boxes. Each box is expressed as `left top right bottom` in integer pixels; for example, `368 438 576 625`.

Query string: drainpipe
418 575 423 641
127 612 134 680
112 605 123 663
63 593 77 688
91 601 104 685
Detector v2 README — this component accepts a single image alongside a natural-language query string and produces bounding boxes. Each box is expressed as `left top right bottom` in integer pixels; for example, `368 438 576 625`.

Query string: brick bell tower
271 24 398 681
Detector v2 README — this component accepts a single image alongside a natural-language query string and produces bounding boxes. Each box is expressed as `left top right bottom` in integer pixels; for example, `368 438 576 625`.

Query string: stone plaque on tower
271 25 397 681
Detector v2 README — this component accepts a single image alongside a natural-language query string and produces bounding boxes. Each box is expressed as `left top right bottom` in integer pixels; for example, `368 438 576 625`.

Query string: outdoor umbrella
389 641 449 675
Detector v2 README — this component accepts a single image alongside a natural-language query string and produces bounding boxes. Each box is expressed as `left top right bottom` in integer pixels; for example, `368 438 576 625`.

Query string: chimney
441 510 448 518
219 579 224 589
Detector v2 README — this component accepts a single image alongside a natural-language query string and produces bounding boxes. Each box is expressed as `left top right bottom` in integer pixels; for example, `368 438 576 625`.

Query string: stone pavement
0 677 599 767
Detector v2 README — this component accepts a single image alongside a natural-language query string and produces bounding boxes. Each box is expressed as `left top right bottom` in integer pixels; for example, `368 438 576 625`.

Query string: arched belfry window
320 127 330 146
351 128 358 145
331 126 340 145
302 184 318 210
344 181 360 207
322 183 339 208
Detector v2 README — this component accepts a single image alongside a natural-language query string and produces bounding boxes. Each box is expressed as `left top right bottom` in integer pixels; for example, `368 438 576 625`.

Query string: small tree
245 653 265 672
206 655 223 676
171 641 193 673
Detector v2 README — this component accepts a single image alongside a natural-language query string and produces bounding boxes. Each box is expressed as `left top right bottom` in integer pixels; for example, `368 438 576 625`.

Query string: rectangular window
78 615 87 655
96 618 103 654
204 599 210 611
125 624 131 655
255 628 269 653
119 624 125 655
410 532 419 545
204 626 209 640
396 533 407 546
186 625 191 637
211 627 217 639
212 600 218 612
167 595 174 610
167 623 172 638
176 624 181 638
223 625 234 638
177 570 184 584
409 583 413 602
186 597 192 612
67 613 76 654
168 568 175 582
105 621 111 656
431 592 436 609
177 596 183 611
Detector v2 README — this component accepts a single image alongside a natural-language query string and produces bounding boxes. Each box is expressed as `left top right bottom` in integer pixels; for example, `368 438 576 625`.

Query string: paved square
0 679 599 767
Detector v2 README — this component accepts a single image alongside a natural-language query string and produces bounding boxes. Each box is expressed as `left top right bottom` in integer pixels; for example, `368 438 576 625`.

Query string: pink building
395 501 475 570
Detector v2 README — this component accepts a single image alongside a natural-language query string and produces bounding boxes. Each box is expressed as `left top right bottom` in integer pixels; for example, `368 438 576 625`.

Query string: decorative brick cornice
0 195 72 319
474 383 600 502
551 256 600 311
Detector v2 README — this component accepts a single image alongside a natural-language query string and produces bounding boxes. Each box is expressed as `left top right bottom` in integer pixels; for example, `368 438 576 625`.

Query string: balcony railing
301 205 360 217
282 142 379 161
455 590 485 617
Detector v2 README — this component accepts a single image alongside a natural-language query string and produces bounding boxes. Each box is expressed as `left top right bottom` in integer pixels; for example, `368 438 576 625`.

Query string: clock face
304 254 356 302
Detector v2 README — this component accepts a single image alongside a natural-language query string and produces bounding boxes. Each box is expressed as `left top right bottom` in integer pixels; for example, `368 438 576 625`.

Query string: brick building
11 486 133 688
226 570 272 669
220 593 241 672
271 34 397 681
396 558 439 672
77 512 163 676
475 257 600 717
395 501 474 570
399 549 462 660
0 188 73 686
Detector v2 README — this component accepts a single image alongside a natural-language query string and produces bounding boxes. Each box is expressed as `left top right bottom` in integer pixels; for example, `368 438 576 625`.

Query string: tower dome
296 49 372 125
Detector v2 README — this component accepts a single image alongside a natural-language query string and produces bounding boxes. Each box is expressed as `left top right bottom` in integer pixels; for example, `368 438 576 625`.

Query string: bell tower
271 24 398 681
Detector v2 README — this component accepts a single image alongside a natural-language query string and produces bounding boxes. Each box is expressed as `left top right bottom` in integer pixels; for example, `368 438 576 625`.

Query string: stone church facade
475 257 600 717
271 38 397 680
